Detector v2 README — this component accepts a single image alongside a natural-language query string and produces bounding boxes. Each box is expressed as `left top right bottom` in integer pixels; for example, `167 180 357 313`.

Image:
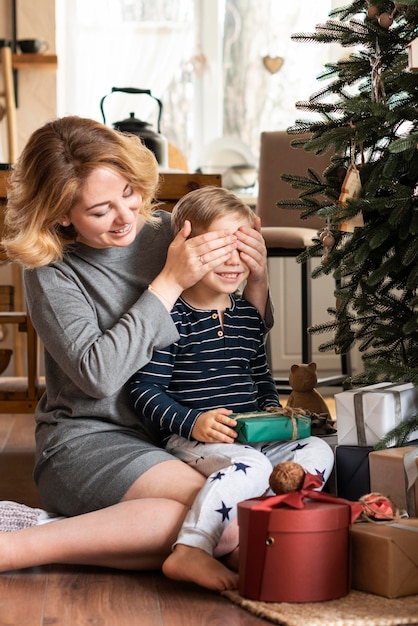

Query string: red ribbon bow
253 472 363 524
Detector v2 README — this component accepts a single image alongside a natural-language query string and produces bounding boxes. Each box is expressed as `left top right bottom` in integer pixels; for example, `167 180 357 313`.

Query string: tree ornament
378 11 394 28
407 37 418 71
367 5 380 19
338 163 362 206
370 40 386 103
320 218 335 263
321 231 335 249
338 164 364 232
338 134 364 232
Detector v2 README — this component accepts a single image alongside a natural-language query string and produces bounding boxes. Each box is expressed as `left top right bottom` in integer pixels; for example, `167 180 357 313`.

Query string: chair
0 170 45 412
0 294 44 413
256 131 351 390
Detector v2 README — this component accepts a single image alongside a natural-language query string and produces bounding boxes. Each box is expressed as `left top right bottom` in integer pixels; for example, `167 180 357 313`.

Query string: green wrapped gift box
232 411 311 443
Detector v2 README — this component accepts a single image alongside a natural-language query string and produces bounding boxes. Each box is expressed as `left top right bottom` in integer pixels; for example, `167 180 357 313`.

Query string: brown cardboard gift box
350 519 418 598
237 475 362 603
369 446 418 517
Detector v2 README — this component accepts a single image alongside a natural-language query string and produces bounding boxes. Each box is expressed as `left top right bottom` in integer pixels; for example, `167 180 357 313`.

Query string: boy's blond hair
171 186 255 237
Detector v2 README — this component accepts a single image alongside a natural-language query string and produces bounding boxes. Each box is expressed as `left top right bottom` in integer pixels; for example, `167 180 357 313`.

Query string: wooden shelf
11 53 57 69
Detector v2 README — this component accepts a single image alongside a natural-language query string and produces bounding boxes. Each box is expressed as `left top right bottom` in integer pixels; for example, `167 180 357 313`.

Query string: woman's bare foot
162 543 239 591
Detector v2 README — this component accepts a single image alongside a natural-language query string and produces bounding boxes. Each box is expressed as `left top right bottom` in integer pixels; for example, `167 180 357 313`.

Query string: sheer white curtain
56 0 336 169
56 0 195 139
222 0 333 161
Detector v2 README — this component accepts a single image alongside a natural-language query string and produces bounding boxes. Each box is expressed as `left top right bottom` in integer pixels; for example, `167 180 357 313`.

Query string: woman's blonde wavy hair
2 115 160 268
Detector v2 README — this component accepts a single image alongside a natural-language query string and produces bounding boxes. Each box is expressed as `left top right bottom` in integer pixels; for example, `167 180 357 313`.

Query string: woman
0 115 272 583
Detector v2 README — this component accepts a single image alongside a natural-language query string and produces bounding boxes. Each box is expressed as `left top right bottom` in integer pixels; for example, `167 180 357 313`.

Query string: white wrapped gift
336 382 418 446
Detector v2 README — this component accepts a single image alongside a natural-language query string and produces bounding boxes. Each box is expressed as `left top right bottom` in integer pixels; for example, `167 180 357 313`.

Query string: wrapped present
335 382 418 446
369 446 418 517
232 410 310 443
335 445 373 501
238 473 362 603
350 519 418 598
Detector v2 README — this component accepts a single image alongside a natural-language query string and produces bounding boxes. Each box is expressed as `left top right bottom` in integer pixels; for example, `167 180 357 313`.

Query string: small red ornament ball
378 12 394 28
322 234 335 248
367 5 380 19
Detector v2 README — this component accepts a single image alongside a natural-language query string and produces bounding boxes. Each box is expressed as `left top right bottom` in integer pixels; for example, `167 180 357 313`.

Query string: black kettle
100 87 168 168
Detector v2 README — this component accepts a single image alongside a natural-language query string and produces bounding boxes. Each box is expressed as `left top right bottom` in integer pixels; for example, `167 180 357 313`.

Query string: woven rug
222 589 418 626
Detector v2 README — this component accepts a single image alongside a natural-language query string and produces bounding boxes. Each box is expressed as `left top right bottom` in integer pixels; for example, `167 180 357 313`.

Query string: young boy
130 186 334 591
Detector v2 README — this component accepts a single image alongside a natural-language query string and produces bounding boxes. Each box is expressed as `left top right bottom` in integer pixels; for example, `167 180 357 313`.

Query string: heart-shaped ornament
262 55 284 74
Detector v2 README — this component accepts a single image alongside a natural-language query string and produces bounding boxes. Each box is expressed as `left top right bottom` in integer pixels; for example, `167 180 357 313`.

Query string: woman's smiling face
64 166 144 249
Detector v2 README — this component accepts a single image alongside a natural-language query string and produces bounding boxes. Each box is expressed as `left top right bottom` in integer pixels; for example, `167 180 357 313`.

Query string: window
57 0 332 170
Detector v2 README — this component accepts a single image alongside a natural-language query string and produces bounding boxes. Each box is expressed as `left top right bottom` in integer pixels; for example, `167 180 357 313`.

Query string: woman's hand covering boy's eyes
151 220 238 304
235 216 270 318
235 216 267 282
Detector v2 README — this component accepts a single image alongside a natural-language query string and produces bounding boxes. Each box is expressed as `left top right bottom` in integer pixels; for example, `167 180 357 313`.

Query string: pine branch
389 133 418 153
374 414 418 449
329 1 367 21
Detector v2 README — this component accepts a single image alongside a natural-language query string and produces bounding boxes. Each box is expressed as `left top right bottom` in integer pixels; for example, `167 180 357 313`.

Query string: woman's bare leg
0 460 202 572
0 460 239 580
0 498 187 572
121 460 205 506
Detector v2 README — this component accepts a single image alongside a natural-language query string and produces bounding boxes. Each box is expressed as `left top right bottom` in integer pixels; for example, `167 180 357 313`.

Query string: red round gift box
238 497 352 603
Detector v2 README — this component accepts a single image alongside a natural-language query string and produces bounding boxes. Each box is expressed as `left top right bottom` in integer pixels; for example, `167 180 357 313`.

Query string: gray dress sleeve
24 214 179 398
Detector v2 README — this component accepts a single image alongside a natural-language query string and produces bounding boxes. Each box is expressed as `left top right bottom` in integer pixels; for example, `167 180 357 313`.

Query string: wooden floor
0 413 267 626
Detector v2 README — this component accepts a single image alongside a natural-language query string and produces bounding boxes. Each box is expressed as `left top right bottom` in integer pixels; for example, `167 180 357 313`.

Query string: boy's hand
192 409 238 443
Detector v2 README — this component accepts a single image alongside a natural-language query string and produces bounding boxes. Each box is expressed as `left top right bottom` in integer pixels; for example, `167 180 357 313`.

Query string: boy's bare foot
162 543 239 591
220 545 239 572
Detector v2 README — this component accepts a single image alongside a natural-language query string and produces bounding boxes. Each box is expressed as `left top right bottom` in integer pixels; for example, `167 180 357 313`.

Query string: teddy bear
286 362 331 416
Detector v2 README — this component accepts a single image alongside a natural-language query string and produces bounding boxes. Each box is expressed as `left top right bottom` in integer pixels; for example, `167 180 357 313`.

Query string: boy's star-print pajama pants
165 434 334 555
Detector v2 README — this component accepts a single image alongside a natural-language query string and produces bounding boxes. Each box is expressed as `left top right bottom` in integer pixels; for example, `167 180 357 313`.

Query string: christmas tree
279 0 418 445
281 0 418 397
